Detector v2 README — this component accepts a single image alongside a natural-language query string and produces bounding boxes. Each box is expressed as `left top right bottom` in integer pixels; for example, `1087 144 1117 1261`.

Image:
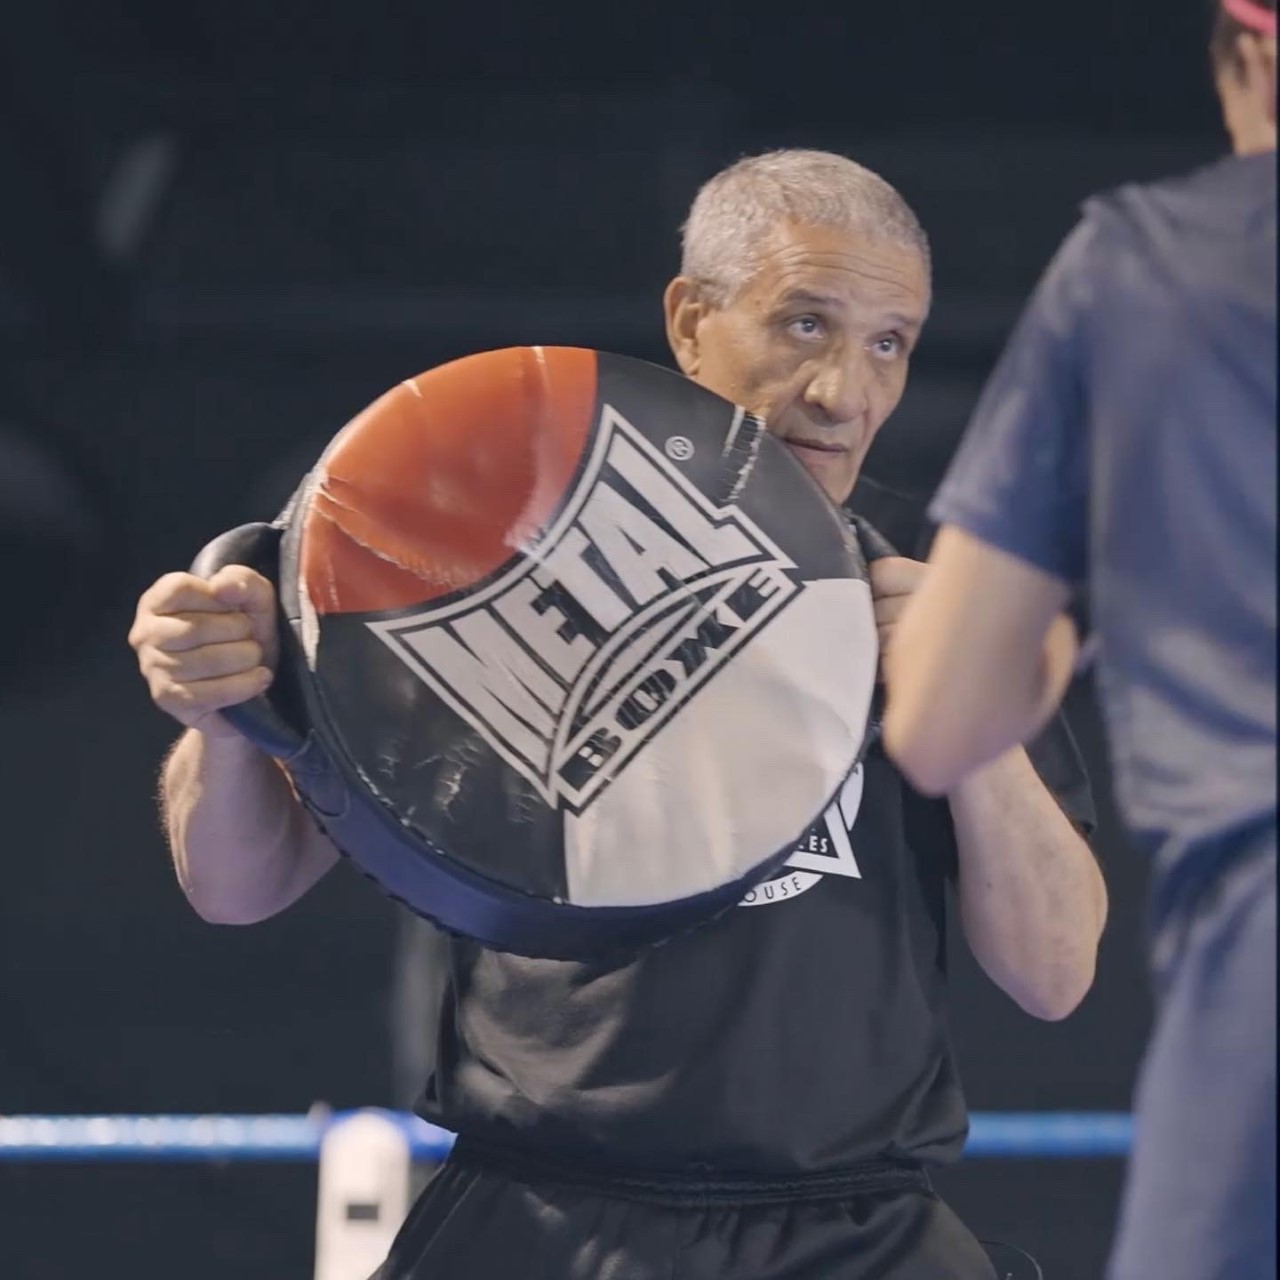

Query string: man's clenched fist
869 555 929 667
128 566 279 737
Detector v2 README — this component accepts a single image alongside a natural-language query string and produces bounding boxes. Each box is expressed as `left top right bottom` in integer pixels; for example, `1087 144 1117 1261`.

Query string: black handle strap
188 522 307 761
844 512 899 762
846 512 898 563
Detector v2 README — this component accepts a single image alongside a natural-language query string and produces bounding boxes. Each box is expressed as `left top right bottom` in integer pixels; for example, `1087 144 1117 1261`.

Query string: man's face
665 220 930 506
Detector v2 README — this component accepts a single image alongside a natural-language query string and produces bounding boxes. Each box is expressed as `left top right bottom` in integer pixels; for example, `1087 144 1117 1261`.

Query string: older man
129 149 1105 1279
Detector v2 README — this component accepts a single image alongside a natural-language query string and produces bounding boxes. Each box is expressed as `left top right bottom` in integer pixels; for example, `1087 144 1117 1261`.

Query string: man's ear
663 276 709 376
1258 35 1277 126
1238 31 1278 126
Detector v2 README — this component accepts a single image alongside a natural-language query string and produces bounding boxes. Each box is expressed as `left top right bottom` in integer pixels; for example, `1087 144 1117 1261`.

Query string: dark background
0 1 1227 1276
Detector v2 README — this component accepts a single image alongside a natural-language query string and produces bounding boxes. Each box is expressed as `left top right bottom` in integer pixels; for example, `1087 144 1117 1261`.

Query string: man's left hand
869 556 929 673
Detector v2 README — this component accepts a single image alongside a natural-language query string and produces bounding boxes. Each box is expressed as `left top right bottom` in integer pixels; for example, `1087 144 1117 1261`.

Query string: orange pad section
301 346 598 615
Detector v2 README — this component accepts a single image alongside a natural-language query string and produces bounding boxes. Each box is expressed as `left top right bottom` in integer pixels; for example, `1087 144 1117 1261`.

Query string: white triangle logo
784 765 863 880
739 765 865 907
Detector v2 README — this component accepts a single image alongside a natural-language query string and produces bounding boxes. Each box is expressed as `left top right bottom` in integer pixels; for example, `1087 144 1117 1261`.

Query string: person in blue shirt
883 3 1276 1278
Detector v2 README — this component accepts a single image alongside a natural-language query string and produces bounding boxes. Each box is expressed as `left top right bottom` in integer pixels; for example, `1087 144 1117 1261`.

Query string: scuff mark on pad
307 480 488 608
505 344 566 554
312 502 424 573
374 750 402 782
299 578 319 668
323 466 484 526
353 760 399 819
720 405 747 459
722 410 766 505
434 757 466 818
311 469 506 587
434 736 489 820
503 773 542 829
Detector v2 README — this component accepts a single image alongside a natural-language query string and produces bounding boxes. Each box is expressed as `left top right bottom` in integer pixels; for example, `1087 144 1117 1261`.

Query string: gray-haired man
129 150 1104 1279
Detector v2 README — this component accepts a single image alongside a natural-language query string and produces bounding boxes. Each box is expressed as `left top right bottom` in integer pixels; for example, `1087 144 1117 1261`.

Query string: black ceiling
12 0 1224 135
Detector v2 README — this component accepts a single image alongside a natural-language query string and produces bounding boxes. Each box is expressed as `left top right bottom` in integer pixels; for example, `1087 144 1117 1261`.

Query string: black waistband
448 1136 931 1208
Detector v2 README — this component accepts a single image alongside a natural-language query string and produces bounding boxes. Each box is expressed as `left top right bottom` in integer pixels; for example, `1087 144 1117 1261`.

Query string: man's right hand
129 567 280 739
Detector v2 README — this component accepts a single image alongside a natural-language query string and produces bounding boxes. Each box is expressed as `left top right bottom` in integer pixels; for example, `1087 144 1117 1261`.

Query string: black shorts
373 1139 999 1280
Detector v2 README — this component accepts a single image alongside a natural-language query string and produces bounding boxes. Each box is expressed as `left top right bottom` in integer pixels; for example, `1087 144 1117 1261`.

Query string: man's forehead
748 222 929 311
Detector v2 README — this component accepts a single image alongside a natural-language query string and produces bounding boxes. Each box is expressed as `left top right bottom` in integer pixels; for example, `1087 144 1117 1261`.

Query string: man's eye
872 334 905 359
787 315 825 340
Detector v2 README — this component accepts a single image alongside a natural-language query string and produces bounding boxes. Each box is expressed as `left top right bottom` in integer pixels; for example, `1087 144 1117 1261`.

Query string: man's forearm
887 613 1080 796
1016 614 1080 756
948 747 1106 1021
161 728 339 924
885 527 1077 795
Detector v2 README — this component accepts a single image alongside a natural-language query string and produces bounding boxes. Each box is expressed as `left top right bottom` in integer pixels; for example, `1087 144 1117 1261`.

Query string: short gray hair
680 149 931 305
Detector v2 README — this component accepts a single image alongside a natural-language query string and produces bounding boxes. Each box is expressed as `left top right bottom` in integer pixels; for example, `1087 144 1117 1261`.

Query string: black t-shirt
415 503 1096 1176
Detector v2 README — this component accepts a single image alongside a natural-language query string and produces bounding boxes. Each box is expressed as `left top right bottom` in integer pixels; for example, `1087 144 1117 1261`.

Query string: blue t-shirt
931 152 1276 911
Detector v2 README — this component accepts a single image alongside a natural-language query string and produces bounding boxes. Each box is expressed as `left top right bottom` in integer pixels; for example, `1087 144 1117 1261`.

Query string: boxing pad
192 348 878 959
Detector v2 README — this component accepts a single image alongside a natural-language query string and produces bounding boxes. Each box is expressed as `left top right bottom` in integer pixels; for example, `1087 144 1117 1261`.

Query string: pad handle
846 513 897 563
845 512 893 760
189 523 307 761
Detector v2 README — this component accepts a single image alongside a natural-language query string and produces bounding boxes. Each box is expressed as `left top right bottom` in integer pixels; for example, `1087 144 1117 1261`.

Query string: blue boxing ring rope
0 1111 1133 1162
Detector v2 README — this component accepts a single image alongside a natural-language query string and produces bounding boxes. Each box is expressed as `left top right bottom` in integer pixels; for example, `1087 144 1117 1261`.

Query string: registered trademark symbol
664 435 694 461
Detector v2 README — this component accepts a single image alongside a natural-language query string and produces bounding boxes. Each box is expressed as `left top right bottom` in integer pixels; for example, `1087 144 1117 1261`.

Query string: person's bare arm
131 567 339 924
947 747 1106 1020
883 526 1079 796
160 728 339 924
871 553 1102 1020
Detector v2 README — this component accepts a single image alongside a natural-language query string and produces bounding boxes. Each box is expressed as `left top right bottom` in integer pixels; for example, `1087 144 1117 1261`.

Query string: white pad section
563 577 876 907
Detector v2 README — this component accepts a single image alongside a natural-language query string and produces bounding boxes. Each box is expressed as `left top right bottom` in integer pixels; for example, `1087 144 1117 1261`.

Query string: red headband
1222 0 1277 37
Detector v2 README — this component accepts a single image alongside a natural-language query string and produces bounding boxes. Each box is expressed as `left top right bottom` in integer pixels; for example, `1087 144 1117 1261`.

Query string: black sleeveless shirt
414 502 1095 1175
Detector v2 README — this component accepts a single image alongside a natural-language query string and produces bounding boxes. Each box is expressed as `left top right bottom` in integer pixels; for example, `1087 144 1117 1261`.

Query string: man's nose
801 356 869 426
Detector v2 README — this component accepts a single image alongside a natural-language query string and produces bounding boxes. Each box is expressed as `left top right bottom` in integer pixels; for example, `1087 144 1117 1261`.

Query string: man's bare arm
161 729 339 924
869 552 1102 1019
883 525 1079 795
948 747 1106 1020
131 566 339 924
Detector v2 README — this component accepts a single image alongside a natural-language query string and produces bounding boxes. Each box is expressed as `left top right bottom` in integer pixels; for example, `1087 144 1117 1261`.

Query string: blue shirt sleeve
929 217 1101 587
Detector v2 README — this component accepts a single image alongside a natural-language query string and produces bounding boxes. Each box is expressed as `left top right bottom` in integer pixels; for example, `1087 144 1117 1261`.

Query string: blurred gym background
0 1 1230 1275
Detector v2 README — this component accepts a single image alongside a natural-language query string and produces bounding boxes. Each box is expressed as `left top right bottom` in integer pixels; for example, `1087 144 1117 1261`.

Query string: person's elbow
173 850 303 926
180 882 283 926
1021 966 1095 1022
1005 949 1098 1022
